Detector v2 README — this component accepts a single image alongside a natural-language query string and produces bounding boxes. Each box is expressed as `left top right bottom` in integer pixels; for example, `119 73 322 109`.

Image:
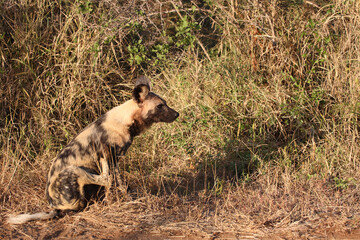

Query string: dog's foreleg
99 157 112 202
98 157 111 193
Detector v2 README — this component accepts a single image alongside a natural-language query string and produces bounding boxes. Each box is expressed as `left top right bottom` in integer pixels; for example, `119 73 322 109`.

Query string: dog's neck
105 99 151 140
107 100 139 126
129 114 152 138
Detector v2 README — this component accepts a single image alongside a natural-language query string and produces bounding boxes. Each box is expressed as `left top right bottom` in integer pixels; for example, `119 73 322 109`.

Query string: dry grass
1 0 360 239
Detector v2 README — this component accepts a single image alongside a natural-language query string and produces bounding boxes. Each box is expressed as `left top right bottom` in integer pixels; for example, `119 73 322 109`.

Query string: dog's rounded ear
133 75 151 103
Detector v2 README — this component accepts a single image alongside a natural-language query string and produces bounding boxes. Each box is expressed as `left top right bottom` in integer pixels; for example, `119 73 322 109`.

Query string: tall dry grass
1 0 360 237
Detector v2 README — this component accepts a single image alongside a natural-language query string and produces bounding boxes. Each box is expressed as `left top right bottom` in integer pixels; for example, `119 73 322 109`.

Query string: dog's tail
7 210 58 225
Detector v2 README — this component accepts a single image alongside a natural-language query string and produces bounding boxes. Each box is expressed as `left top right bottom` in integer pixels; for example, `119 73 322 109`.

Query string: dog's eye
156 104 164 110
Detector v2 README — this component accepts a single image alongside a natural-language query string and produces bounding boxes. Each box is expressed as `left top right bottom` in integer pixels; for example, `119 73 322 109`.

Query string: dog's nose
174 112 179 119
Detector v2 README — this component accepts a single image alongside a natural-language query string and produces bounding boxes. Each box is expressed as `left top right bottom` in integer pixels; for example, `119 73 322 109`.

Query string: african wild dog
7 76 179 224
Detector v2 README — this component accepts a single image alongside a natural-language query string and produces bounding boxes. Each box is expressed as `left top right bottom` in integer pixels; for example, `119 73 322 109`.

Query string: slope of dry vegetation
1 0 360 239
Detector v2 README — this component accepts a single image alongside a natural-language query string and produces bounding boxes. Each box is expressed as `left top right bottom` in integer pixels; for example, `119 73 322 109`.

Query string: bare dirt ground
2 200 360 240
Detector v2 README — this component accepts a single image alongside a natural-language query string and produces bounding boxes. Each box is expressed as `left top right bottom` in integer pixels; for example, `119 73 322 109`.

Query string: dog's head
132 76 179 125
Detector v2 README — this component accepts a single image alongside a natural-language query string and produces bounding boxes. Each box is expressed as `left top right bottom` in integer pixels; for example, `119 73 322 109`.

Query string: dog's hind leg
76 158 111 189
48 161 111 210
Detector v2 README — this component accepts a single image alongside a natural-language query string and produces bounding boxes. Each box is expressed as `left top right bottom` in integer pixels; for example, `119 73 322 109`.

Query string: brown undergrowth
1 0 360 239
